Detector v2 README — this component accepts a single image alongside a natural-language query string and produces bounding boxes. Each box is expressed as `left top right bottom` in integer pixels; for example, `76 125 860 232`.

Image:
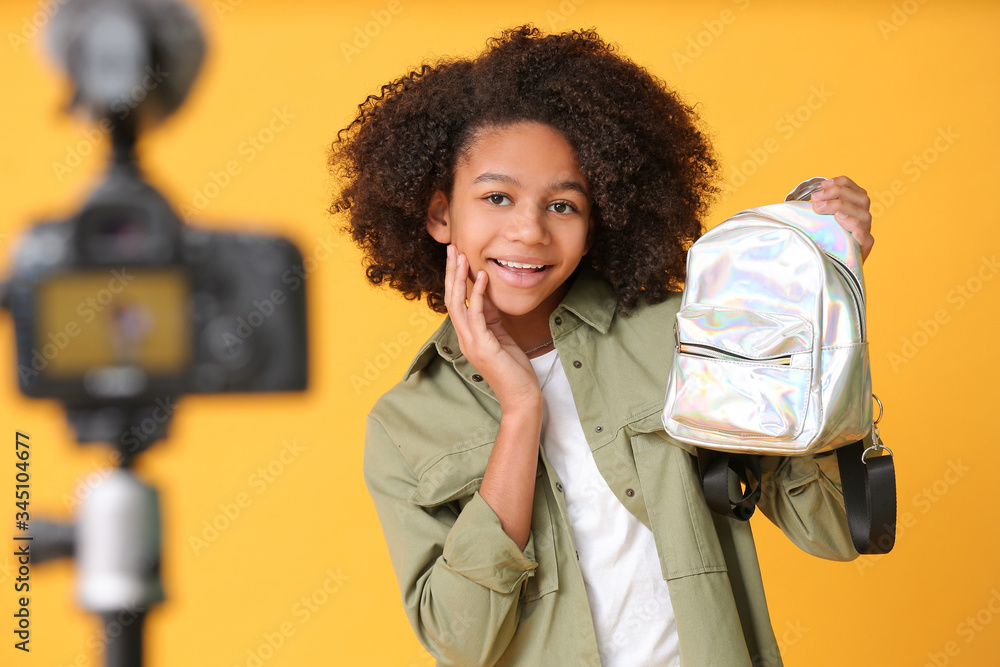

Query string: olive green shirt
364 265 858 667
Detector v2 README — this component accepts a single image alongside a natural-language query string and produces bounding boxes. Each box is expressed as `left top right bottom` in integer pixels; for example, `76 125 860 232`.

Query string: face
426 121 594 323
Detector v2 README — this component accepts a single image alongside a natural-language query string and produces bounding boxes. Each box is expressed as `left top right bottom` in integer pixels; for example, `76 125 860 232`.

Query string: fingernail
447 244 453 258
814 200 827 210
821 178 833 187
835 211 848 220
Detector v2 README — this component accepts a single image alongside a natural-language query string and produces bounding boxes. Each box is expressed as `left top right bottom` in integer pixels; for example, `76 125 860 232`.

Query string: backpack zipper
675 340 793 366
824 252 866 341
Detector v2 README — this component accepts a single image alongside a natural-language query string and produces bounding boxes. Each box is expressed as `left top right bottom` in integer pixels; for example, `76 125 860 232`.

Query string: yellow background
2 0 998 665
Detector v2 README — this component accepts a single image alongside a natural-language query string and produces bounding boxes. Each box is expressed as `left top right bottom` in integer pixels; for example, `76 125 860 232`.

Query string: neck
500 310 553 358
501 281 572 359
494 266 582 358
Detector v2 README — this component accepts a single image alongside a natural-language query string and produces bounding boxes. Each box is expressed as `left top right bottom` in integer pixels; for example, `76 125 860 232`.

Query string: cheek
566 223 593 254
452 223 492 256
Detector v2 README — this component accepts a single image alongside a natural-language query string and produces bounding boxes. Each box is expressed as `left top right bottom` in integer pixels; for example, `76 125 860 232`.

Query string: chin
487 289 545 317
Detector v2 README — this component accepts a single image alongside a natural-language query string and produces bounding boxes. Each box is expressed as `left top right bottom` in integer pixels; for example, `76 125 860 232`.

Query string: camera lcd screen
33 268 191 378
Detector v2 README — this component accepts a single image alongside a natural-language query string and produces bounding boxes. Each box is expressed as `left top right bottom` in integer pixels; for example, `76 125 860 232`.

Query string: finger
827 175 860 189
479 282 503 326
466 269 497 349
813 186 870 210
812 181 869 205
821 175 863 194
825 207 875 261
453 253 469 307
807 194 875 257
444 243 458 304
811 176 869 206
443 244 460 319
832 210 874 241
448 252 474 344
813 198 872 229
481 289 522 356
444 243 454 285
811 192 871 223
444 243 457 308
834 211 875 259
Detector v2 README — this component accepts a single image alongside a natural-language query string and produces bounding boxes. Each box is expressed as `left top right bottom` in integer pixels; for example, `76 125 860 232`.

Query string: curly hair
329 24 719 315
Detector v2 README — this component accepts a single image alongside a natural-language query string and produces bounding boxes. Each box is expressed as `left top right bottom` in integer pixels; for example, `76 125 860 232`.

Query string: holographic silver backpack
661 178 895 554
662 177 871 455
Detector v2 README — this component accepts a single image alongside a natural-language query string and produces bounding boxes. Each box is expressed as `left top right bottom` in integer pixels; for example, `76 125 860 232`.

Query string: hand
444 245 542 411
809 175 874 262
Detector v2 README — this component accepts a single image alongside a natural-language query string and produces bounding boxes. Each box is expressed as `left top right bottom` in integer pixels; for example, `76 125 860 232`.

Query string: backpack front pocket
666 306 815 442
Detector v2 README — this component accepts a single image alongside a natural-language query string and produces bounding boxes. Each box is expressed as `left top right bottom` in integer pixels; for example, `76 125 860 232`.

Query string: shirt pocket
408 443 560 601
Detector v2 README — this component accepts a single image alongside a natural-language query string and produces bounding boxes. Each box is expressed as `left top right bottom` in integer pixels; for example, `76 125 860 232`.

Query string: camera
1 3 312 664
1 0 308 454
7 163 308 403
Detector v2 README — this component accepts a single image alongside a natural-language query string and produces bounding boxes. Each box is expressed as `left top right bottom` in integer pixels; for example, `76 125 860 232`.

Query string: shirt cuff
441 491 538 595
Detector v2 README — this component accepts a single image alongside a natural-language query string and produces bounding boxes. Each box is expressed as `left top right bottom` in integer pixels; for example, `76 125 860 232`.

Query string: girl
331 25 873 667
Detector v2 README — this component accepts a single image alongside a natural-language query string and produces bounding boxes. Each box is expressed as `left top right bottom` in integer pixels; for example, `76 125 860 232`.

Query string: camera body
7 163 308 408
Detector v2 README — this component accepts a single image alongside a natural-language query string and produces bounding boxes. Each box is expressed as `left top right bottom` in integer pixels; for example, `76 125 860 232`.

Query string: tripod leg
102 610 145 667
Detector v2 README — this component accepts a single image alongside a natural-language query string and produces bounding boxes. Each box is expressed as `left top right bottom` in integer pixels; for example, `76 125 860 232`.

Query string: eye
485 193 512 206
548 200 578 214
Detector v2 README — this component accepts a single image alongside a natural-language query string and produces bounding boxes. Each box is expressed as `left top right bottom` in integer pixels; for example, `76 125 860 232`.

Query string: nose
503 203 548 245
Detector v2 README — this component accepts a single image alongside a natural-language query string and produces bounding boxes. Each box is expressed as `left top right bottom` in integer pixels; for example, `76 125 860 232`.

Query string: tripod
32 406 169 667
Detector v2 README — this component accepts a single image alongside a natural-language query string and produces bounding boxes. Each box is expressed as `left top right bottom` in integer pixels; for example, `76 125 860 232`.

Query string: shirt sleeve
756 448 860 562
363 415 537 666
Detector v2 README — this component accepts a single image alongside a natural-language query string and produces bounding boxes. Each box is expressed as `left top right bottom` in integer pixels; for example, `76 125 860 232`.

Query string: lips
490 258 547 273
488 257 551 288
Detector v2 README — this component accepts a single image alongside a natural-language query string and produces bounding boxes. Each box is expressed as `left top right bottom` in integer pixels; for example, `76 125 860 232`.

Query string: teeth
495 259 545 270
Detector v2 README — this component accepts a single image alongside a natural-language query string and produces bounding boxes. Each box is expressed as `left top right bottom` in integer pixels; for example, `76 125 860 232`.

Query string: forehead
456 121 589 191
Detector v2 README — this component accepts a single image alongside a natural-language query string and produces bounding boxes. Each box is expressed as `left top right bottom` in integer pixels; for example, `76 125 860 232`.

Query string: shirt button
442 346 452 355
573 360 582 368
625 488 635 497
595 425 603 433
556 482 564 492
471 374 483 382
554 316 562 325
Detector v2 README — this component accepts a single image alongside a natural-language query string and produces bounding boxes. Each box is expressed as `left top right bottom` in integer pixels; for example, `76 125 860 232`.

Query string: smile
488 257 551 288
491 258 547 272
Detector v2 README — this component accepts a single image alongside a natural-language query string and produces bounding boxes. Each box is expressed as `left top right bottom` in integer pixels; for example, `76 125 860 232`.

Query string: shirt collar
403 264 618 381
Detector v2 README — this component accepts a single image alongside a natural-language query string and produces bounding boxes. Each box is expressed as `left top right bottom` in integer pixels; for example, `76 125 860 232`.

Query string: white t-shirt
529 349 680 666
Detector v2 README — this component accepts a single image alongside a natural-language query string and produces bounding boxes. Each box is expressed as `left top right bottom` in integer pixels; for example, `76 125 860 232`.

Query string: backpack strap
836 439 897 554
696 448 761 521
697 442 897 555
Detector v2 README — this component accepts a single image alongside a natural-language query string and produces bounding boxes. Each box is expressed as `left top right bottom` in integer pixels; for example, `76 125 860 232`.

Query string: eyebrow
472 172 590 198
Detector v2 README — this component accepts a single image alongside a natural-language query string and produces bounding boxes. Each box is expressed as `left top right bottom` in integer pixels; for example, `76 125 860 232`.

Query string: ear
425 189 451 244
